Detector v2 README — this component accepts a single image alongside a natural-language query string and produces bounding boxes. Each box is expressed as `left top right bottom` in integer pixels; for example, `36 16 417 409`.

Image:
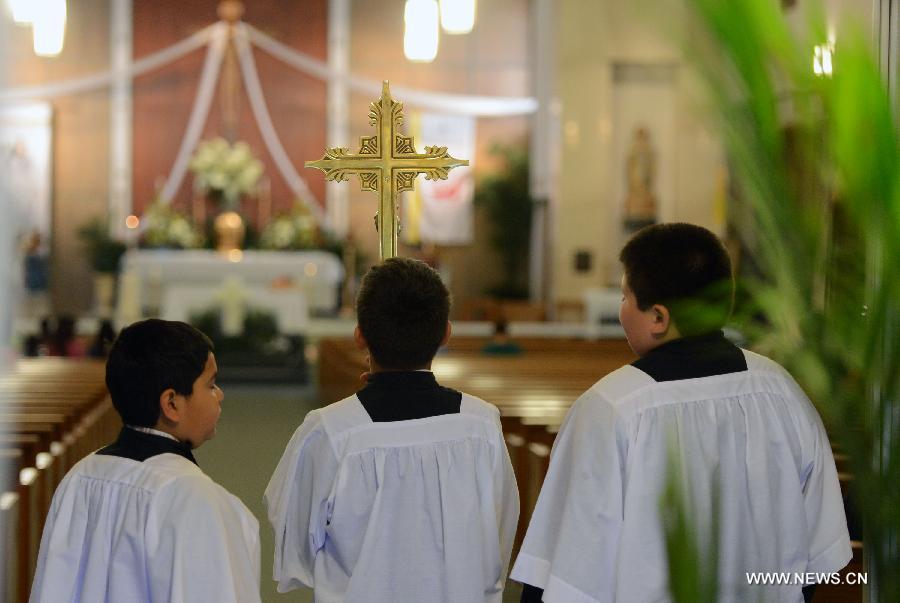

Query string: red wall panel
132 1 327 219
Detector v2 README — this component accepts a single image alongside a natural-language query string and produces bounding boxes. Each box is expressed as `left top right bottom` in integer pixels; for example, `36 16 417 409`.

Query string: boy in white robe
511 223 851 603
30 319 261 603
265 257 519 603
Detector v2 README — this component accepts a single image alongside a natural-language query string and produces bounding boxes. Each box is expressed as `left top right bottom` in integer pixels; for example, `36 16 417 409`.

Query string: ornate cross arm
306 81 468 260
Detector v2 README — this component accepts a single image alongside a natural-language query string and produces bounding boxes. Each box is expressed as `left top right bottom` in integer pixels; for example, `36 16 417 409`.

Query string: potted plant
140 200 205 249
474 144 534 301
661 1 899 600
258 203 321 251
77 219 127 319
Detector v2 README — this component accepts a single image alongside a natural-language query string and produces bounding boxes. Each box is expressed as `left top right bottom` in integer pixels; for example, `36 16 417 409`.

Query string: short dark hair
356 258 451 369
619 223 734 335
105 319 213 427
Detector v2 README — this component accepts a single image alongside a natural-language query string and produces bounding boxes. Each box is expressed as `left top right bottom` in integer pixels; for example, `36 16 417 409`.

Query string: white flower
168 217 196 247
237 160 264 192
189 138 264 204
227 143 252 167
259 203 321 250
272 220 295 247
140 201 202 249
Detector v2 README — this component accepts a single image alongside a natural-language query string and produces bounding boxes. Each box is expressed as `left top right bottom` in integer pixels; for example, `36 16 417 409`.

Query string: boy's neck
149 422 190 445
639 327 682 357
638 327 733 357
131 424 180 442
368 361 432 374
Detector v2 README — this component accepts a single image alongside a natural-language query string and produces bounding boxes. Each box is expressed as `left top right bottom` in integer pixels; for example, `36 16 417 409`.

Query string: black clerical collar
364 370 439 388
631 330 747 382
96 427 198 465
357 370 462 422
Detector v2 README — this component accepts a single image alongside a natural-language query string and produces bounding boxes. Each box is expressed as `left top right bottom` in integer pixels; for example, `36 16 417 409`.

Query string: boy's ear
440 321 452 347
158 388 182 424
649 304 671 335
353 325 367 351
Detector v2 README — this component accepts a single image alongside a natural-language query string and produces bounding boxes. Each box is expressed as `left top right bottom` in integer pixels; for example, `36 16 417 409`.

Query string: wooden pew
0 358 111 603
0 437 41 603
1 449 23 603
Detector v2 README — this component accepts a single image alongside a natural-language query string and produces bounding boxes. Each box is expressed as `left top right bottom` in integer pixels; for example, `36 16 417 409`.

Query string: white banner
0 150 22 371
0 103 53 239
412 113 476 245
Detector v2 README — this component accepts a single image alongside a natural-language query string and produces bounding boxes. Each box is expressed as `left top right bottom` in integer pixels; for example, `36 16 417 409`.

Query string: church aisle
195 382 524 603
196 383 316 602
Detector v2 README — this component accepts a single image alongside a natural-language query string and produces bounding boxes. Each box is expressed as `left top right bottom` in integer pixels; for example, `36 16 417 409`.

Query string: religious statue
21 230 50 319
622 126 658 232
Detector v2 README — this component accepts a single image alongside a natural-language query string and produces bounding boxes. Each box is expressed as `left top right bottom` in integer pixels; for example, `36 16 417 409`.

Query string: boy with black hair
512 223 850 602
265 257 519 602
30 319 261 603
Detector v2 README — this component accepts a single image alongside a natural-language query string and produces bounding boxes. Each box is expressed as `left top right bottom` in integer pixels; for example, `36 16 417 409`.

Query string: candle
258 177 271 228
116 268 142 327
218 276 247 337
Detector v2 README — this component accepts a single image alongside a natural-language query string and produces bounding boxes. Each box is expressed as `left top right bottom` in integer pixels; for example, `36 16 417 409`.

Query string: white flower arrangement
189 137 264 210
259 204 320 250
141 201 205 249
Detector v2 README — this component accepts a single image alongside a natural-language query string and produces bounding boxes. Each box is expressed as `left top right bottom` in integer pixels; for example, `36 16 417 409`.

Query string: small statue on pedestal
623 126 658 232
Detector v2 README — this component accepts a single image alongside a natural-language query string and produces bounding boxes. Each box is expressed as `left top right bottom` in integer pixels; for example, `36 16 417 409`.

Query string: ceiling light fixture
32 0 67 58
439 0 476 35
404 0 439 63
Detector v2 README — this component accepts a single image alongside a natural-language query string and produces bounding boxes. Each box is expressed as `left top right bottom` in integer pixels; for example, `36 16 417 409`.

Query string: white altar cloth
117 249 344 328
160 284 310 335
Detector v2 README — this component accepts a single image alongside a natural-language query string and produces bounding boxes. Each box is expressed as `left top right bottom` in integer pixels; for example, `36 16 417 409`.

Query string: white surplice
264 393 519 603
29 452 261 603
511 350 851 603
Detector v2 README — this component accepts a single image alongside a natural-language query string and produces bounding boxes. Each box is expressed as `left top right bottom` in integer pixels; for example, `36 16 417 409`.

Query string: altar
116 249 344 333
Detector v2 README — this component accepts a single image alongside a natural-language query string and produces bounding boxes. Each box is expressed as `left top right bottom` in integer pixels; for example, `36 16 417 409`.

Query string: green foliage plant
474 145 533 299
661 444 719 603
189 306 280 356
77 218 127 274
651 0 900 599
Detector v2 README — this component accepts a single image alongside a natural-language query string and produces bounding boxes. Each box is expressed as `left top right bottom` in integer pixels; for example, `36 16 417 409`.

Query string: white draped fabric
158 24 228 204
243 24 538 117
0 17 537 227
0 24 219 103
234 25 321 219
118 249 344 322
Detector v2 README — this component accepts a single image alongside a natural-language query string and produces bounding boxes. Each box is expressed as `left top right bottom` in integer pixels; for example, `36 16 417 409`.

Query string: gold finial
217 1 244 25
306 81 468 260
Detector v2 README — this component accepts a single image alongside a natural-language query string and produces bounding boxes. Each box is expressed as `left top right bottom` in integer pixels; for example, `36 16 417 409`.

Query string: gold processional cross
306 81 468 260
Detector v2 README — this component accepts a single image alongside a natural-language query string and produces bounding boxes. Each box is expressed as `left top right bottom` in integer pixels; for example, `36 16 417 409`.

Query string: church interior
1 0 897 601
